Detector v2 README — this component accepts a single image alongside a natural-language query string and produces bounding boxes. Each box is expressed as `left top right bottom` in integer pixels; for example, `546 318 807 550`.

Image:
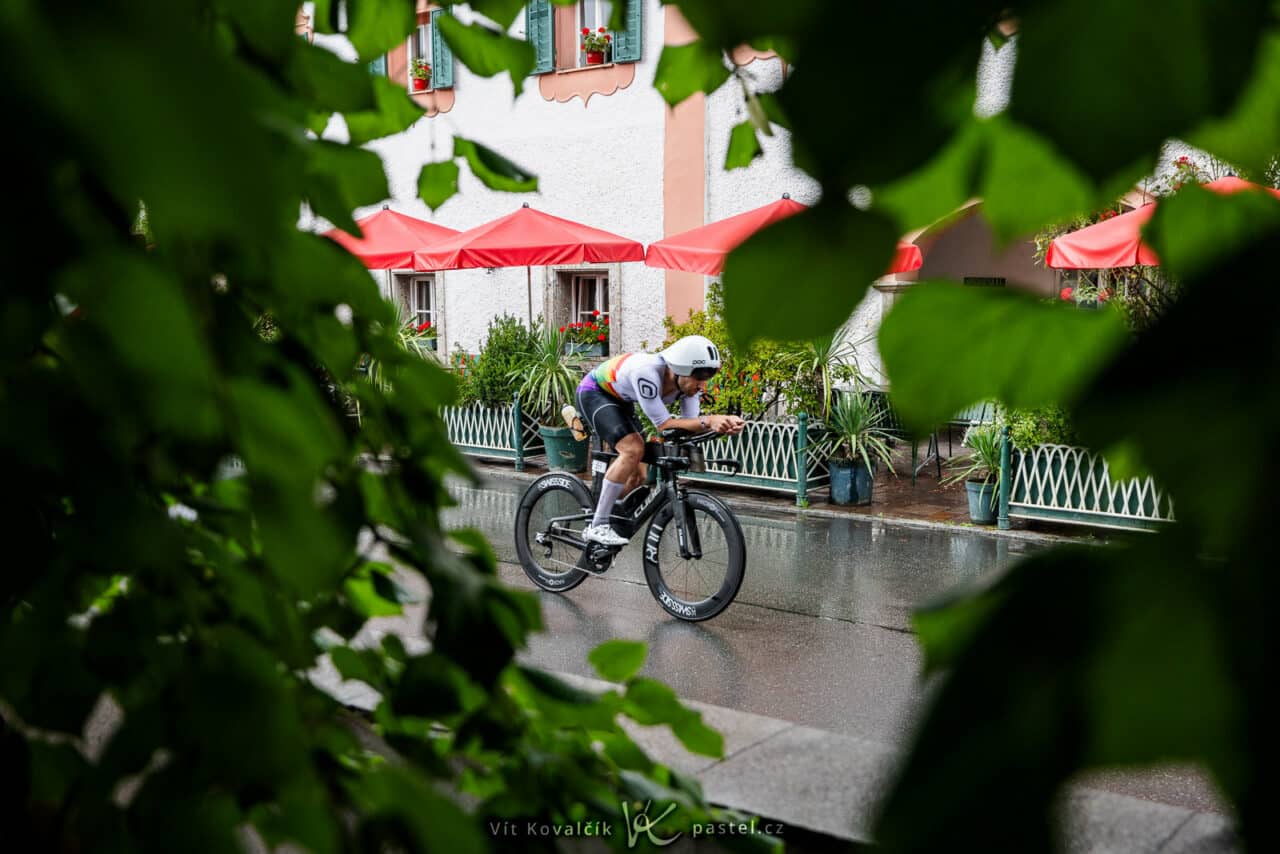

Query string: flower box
565 342 605 357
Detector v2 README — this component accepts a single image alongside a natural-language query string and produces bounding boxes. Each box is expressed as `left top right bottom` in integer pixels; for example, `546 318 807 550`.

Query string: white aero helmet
661 334 722 379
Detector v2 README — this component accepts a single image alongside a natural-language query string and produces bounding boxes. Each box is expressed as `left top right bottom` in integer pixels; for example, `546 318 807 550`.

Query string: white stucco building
307 3 1181 380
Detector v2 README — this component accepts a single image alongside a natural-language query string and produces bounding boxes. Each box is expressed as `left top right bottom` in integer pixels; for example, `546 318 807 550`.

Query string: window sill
554 62 616 74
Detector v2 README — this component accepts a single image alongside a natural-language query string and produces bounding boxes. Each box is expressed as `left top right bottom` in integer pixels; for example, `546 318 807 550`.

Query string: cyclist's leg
576 386 641 543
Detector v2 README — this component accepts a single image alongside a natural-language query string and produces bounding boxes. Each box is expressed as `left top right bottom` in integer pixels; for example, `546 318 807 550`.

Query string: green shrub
469 314 538 407
664 282 796 418
1002 405 1077 451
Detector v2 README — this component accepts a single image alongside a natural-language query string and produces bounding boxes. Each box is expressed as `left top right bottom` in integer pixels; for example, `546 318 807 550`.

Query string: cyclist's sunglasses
689 366 719 381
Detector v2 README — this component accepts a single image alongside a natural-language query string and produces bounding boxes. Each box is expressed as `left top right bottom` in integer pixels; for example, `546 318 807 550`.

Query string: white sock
593 478 626 528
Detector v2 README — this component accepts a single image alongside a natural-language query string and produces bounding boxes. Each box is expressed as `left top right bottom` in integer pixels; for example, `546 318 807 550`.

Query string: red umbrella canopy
324 207 460 270
1046 176 1280 269
411 205 644 271
644 196 923 275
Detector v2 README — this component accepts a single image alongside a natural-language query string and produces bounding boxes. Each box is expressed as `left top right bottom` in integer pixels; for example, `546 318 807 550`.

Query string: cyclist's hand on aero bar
710 414 746 435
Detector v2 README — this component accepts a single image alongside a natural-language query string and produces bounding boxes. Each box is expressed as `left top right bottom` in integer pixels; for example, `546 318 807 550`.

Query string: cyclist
572 334 745 546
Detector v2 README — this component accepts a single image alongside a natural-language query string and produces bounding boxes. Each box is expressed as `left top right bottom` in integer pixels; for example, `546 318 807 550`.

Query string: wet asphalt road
444 472 1228 815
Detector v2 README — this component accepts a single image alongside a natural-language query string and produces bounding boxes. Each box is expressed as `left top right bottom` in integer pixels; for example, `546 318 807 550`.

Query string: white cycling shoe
582 524 628 547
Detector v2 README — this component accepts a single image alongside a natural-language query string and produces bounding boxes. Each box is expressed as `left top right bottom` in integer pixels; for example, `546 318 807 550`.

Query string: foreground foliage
0 2 758 851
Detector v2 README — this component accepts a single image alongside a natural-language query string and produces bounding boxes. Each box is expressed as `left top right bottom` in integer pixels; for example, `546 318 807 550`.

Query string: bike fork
668 482 703 560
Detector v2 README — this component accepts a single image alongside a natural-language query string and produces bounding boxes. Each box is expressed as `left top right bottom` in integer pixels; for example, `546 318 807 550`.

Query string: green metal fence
442 394 544 471
996 427 1175 532
681 413 829 505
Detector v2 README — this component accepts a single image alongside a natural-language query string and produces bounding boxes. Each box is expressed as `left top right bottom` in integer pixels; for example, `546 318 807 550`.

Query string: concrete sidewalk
555 671 1239 853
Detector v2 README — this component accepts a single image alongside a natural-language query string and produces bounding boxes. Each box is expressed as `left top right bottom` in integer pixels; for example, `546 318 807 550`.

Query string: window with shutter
430 8 454 89
526 0 555 74
611 0 642 64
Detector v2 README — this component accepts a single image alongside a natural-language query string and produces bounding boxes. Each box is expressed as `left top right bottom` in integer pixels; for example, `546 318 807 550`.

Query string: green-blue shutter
431 9 454 88
612 0 642 63
526 0 555 74
367 55 387 76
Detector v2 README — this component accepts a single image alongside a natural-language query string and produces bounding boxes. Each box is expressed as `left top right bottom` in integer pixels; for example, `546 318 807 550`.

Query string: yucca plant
779 325 871 420
941 422 1003 508
366 304 436 392
509 326 583 425
820 390 895 474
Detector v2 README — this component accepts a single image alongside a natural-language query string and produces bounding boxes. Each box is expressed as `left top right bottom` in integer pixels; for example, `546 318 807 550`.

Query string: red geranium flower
605 34 611 41
582 27 590 35
598 26 606 32
1060 286 1074 301
603 317 609 325
416 320 431 332
597 334 606 342
559 326 566 333
592 309 600 316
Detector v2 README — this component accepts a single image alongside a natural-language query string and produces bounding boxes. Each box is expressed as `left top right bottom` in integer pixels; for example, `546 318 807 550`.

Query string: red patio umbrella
412 204 645 324
324 205 460 269
1046 176 1280 269
644 194 923 276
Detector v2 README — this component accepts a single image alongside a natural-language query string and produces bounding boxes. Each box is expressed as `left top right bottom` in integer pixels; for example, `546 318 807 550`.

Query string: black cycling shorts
576 385 644 449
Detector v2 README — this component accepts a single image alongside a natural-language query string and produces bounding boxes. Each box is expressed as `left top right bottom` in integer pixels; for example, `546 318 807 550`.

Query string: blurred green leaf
453 137 538 193
219 0 298 62
418 160 461 211
437 14 535 91
874 120 987 233
722 203 899 346
1188 33 1280 178
1144 182 1280 279
303 141 390 235
725 121 762 170
346 0 416 62
980 117 1093 243
654 41 731 106
331 646 385 687
1009 0 1271 181
468 0 529 30
286 43 378 114
879 283 1129 432
344 76 424 146
588 639 648 682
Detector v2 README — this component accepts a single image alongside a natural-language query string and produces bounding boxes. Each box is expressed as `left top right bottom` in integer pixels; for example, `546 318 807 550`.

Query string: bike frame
541 435 718 562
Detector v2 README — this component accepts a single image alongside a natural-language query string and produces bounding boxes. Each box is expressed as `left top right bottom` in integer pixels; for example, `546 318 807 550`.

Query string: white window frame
407 23 432 89
576 0 613 68
570 273 608 324
401 275 435 326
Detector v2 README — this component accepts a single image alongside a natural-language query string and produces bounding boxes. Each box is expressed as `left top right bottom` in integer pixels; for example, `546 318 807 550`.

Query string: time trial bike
514 428 746 621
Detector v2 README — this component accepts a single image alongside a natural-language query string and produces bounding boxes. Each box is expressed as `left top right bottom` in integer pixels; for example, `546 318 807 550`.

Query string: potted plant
413 318 438 351
411 57 431 91
560 311 608 357
511 327 588 471
819 390 895 505
941 423 1003 524
581 27 611 65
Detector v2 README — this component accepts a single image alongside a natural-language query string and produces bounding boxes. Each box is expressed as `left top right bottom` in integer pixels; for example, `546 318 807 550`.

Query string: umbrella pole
526 265 533 328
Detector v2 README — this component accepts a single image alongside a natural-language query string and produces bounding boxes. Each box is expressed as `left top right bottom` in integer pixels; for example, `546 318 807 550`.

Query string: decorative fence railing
997 432 1175 533
681 413 828 505
442 394 544 471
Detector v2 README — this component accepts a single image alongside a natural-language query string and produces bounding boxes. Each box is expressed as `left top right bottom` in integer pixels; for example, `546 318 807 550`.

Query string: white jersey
587 352 700 428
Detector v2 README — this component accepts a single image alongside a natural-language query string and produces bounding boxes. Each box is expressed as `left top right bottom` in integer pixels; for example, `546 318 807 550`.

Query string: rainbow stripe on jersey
589 353 633 398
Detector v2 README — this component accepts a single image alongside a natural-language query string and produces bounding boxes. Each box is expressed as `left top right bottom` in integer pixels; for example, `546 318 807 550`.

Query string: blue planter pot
565 342 606 357
539 425 589 472
829 459 873 505
965 479 997 524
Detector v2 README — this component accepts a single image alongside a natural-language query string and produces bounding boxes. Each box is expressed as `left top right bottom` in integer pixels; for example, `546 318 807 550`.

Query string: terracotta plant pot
586 51 605 65
412 77 429 91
